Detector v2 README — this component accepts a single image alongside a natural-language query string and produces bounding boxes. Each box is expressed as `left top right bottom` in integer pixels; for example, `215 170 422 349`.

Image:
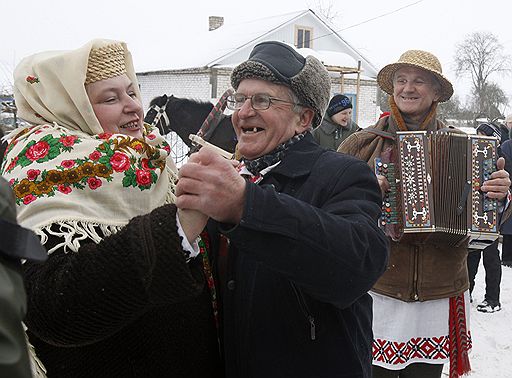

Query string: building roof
139 9 378 79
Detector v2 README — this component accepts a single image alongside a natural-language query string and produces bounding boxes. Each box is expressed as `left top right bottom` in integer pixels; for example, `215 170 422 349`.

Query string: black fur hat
231 41 330 127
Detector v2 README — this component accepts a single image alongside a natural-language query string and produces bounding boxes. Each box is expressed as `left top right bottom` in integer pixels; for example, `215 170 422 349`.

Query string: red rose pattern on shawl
3 126 171 205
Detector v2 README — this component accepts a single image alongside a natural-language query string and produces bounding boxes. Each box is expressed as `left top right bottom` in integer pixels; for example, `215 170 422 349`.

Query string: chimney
209 16 224 31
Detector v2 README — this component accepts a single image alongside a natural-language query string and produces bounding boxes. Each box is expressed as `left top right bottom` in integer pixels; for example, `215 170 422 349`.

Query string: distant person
311 94 359 150
0 176 47 378
467 122 503 313
505 114 512 140
499 137 512 267
0 126 6 161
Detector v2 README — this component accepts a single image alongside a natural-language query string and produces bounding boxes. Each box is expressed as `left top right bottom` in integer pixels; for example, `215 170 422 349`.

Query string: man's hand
176 147 246 224
376 174 390 197
481 157 511 200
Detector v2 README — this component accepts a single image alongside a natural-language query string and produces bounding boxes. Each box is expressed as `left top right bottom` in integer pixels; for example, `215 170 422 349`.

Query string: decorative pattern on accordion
375 147 403 241
376 131 498 245
398 133 433 230
470 138 498 233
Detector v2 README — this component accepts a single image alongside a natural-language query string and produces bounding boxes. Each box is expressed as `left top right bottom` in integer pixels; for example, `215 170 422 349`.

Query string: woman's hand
177 208 208 244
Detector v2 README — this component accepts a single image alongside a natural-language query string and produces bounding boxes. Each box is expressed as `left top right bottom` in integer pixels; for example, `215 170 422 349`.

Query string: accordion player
376 130 499 246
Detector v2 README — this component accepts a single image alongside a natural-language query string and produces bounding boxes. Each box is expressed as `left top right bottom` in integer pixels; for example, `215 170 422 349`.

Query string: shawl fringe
23 323 47 377
36 220 123 254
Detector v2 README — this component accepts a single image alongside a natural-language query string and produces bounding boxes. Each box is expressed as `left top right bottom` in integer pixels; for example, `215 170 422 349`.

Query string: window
295 26 313 49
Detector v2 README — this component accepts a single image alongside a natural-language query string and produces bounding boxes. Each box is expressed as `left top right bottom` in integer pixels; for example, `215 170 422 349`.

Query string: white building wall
137 71 211 112
137 70 379 128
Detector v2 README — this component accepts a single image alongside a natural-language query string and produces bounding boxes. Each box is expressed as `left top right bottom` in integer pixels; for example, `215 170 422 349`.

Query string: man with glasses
176 40 388 377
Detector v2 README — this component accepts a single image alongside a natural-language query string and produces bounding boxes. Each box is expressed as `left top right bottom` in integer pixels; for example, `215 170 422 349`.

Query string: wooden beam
355 61 361 125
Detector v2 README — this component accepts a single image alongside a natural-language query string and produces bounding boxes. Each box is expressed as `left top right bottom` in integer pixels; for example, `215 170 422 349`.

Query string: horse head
144 94 173 136
145 94 237 153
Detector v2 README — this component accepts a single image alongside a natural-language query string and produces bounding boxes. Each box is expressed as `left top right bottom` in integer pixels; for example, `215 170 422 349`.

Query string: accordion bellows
376 130 499 246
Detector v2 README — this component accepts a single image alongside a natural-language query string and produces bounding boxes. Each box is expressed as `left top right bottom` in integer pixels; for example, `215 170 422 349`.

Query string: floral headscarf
1 39 177 253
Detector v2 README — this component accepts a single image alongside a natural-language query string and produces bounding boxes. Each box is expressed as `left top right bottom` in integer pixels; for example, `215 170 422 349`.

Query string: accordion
375 130 499 246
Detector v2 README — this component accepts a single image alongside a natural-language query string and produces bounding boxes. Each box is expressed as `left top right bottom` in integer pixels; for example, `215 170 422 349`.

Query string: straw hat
377 50 453 102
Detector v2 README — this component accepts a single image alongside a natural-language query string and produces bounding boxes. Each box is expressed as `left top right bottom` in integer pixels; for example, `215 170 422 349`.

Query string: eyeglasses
226 93 302 111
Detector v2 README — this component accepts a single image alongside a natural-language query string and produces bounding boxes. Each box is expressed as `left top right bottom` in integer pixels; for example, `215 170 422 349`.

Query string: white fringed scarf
1 39 177 253
1 122 176 253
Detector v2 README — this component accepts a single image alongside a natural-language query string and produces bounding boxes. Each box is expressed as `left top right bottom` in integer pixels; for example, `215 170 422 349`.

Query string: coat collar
268 132 324 179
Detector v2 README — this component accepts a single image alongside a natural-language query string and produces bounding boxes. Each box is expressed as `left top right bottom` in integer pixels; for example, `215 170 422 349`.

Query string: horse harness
144 95 171 134
145 90 233 155
189 88 234 154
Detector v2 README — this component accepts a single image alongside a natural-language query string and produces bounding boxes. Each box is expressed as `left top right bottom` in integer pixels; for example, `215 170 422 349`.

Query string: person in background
499 136 512 267
339 49 511 377
0 127 7 161
0 176 47 378
504 114 512 140
176 40 388 378
1 39 222 378
467 122 504 313
311 94 359 150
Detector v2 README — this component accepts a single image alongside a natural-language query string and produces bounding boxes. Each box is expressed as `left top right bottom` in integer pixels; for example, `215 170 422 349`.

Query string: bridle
144 95 171 135
189 88 234 154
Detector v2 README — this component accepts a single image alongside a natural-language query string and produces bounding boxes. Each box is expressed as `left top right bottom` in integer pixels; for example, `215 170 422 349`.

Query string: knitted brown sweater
23 204 223 377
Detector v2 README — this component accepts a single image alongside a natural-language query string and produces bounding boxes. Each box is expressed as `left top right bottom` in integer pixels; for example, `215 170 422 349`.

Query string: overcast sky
2 0 511 112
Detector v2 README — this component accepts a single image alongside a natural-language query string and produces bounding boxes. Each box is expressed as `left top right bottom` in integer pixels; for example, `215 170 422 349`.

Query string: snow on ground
442 246 512 377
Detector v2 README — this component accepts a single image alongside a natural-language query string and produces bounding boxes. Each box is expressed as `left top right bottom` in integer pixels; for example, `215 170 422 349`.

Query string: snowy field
442 248 512 377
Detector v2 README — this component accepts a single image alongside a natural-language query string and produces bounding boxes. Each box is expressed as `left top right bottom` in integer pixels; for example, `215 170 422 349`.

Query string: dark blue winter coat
210 133 389 378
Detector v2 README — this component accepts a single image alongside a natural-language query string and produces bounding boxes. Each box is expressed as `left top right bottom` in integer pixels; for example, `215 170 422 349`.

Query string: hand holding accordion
375 130 499 246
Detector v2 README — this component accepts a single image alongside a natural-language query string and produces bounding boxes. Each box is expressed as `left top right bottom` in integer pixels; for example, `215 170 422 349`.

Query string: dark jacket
499 123 510 144
500 140 512 235
311 115 359 151
211 134 388 378
23 204 223 378
0 176 46 378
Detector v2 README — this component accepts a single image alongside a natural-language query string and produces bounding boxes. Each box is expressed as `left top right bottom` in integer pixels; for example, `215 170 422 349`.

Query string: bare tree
308 0 339 24
454 31 511 115
468 81 508 120
437 94 463 122
377 89 390 113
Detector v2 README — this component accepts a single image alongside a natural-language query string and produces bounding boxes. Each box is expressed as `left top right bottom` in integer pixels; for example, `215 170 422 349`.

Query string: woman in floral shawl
0 39 222 378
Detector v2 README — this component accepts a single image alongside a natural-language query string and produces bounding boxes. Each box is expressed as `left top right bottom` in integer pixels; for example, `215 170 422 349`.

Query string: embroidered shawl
0 39 177 253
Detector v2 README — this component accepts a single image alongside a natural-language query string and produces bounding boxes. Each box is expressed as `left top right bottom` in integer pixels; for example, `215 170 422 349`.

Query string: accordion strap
363 128 396 140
